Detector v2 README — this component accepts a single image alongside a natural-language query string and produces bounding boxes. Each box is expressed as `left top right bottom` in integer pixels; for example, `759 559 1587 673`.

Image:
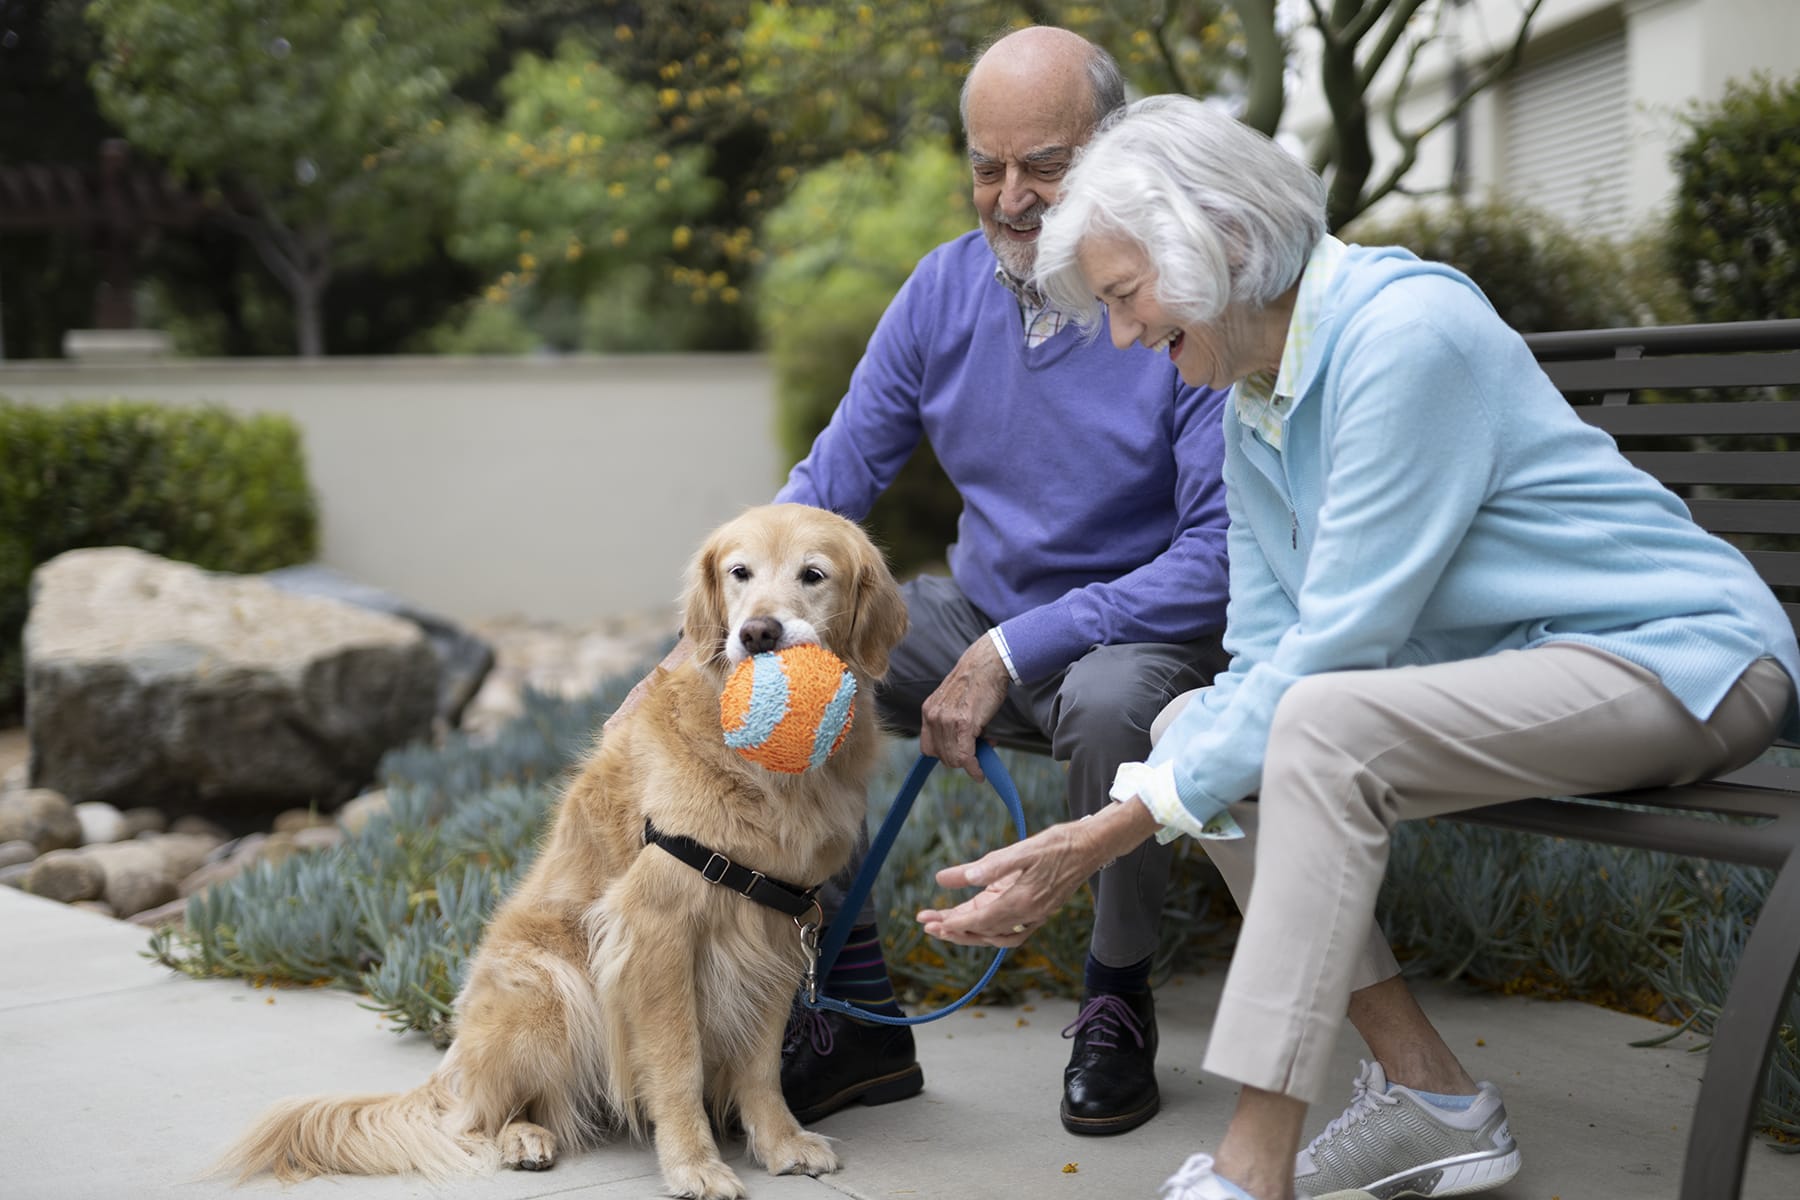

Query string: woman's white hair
1035 94 1328 328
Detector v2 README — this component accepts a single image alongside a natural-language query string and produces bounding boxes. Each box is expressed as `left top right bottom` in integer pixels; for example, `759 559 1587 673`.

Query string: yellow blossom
721 287 739 304
362 153 378 170
653 153 672 171
672 225 692 250
614 23 633 40
612 228 630 246
566 241 583 262
655 177 672 192
659 88 680 109
707 270 728 289
607 181 627 198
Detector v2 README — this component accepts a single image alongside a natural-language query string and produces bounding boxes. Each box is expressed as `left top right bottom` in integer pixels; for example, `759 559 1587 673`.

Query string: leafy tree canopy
87 0 504 354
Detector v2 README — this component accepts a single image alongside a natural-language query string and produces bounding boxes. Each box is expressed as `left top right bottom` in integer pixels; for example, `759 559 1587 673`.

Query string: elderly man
772 26 1231 1137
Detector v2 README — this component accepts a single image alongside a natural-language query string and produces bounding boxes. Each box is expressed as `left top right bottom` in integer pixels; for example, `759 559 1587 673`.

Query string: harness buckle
700 852 731 884
740 869 765 898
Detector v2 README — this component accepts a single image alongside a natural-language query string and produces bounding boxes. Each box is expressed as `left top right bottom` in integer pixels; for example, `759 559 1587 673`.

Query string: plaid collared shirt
994 266 1073 348
1234 235 1348 451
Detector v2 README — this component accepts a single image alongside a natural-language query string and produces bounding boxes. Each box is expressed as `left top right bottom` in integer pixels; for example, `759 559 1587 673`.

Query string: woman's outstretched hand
917 798 1161 947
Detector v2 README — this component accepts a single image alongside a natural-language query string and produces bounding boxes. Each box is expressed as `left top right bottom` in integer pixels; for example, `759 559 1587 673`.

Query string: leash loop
801 740 1028 1026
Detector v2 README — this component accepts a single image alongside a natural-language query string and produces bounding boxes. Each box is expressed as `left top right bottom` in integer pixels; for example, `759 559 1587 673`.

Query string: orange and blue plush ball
720 644 858 773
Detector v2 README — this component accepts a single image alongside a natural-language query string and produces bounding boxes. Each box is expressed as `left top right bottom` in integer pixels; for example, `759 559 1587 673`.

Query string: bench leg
1680 842 1800 1200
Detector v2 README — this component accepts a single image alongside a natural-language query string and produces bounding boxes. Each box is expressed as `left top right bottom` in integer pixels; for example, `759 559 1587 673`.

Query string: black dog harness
642 818 822 921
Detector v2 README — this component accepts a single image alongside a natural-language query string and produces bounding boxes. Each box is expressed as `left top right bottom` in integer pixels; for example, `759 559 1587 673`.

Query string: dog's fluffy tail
214 1076 497 1183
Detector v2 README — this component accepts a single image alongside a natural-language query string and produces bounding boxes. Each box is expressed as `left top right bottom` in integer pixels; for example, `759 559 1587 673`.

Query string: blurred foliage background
1 3 1794 577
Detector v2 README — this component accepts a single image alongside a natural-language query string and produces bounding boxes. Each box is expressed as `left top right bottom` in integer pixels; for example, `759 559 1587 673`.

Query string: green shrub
759 141 976 574
0 399 318 719
1668 73 1800 324
1345 199 1689 333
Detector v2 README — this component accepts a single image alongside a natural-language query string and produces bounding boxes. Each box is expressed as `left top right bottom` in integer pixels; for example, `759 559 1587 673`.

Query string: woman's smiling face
1076 235 1242 391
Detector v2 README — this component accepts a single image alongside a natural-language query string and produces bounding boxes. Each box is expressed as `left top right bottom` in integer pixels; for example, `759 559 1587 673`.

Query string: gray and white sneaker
1296 1060 1521 1199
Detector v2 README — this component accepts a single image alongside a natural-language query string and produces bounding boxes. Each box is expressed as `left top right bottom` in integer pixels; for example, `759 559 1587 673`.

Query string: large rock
24 548 440 813
262 563 494 729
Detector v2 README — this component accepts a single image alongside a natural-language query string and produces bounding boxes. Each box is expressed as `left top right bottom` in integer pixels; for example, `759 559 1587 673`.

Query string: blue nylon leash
802 739 1029 1026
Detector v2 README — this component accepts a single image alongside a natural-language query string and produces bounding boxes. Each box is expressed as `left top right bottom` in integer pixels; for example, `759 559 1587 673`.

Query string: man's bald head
960 28 1125 280
960 26 1124 134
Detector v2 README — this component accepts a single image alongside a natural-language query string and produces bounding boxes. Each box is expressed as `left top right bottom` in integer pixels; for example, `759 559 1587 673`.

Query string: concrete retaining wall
0 354 789 624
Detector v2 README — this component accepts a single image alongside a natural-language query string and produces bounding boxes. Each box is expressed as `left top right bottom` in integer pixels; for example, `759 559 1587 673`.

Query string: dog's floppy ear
843 551 908 682
681 538 730 668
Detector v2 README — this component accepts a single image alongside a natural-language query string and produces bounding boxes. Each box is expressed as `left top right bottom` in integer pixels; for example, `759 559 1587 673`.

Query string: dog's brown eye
800 567 827 585
729 565 751 582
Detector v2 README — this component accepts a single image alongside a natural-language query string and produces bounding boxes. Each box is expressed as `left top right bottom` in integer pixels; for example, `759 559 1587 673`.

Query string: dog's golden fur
218 504 907 1199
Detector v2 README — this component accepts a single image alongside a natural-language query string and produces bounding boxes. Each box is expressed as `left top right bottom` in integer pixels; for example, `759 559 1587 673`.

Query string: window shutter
1502 33 1631 237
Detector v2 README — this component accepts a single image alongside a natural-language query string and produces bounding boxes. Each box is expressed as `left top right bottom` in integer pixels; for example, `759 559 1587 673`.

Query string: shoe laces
1304 1059 1397 1154
1060 993 1147 1052
782 1004 835 1058
1160 1152 1258 1200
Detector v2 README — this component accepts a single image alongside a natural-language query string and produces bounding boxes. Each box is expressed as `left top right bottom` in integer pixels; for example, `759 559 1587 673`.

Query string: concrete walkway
2 885 1795 1200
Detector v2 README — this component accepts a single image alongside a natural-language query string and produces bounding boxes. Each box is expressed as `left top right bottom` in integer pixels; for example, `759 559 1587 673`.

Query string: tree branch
1355 0 1434 94
1338 0 1403 49
1359 0 1548 222
1147 0 1191 96
1307 0 1339 52
1235 0 1287 134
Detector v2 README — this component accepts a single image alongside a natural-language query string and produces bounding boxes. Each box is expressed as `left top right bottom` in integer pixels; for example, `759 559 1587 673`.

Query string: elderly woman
916 94 1800 1200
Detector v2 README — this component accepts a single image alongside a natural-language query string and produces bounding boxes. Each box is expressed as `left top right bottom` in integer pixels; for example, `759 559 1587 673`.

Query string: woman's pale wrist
1080 796 1157 870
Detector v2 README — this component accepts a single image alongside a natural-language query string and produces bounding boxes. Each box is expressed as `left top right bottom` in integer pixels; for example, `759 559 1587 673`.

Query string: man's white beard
985 200 1047 284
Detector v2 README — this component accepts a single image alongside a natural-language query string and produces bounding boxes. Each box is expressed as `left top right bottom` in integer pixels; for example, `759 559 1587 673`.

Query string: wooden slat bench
990 317 1800 1200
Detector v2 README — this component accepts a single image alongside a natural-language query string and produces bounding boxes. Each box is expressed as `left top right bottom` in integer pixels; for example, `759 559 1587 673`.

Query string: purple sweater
776 231 1231 683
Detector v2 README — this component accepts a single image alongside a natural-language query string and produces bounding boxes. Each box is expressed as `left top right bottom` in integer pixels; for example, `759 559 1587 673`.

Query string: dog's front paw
500 1121 558 1171
663 1158 747 1200
764 1129 838 1178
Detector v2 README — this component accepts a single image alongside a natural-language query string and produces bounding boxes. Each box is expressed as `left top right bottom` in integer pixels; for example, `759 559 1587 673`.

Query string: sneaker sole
1310 1147 1522 1199
790 1063 924 1125
1059 1092 1161 1137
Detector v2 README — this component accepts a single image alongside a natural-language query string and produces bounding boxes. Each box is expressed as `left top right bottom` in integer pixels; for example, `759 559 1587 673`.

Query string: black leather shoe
1061 990 1160 1135
782 1005 924 1124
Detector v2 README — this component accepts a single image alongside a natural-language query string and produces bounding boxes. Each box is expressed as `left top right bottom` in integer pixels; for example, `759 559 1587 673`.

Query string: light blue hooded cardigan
1151 246 1800 828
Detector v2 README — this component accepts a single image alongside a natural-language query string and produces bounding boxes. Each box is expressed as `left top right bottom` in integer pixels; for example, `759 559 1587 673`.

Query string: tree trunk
1236 0 1287 136
293 275 325 358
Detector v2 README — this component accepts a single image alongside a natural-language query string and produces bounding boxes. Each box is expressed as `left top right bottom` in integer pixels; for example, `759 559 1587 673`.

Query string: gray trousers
827 574 1229 966
1153 645 1791 1102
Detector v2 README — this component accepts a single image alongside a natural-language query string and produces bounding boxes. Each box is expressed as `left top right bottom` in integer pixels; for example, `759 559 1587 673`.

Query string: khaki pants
1151 644 1792 1102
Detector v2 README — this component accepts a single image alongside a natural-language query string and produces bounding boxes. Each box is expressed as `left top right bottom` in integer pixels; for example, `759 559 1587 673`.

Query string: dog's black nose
739 617 783 655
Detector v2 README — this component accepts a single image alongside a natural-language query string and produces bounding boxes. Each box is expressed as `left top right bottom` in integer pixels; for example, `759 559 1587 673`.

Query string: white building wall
1281 0 1800 237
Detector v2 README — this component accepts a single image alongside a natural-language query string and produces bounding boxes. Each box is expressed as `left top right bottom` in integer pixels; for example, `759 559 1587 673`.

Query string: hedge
0 399 319 720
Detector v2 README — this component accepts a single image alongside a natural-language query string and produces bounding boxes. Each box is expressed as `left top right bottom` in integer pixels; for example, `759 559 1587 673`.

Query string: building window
1502 33 1630 237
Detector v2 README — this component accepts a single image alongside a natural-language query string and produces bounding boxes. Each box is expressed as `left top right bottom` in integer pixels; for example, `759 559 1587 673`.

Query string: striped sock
824 922 904 1019
1083 952 1152 996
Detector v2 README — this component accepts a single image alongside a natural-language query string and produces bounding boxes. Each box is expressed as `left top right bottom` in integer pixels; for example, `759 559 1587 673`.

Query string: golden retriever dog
219 504 907 1199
